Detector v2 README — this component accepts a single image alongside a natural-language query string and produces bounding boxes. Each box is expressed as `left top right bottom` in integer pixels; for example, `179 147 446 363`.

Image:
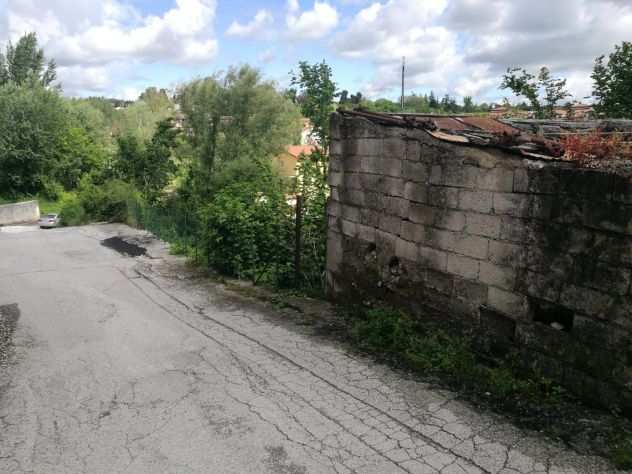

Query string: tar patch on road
101 236 147 257
0 304 20 368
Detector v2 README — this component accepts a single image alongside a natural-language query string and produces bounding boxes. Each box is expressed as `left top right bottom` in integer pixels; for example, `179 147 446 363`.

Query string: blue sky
4 0 632 103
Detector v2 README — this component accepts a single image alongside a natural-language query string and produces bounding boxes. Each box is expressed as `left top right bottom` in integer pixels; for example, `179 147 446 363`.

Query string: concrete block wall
0 200 40 225
326 113 632 412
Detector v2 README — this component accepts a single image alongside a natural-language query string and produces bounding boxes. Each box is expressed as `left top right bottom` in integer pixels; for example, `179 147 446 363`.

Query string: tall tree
500 66 570 119
592 42 632 118
0 33 56 87
289 61 337 151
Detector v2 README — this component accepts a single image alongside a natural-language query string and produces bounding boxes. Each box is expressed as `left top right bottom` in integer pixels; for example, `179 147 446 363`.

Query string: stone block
346 117 381 138
465 213 501 238
404 182 428 203
452 233 489 259
329 155 343 172
493 192 530 217
383 196 409 218
330 187 340 202
359 172 380 190
424 268 454 295
429 186 459 209
430 165 442 184
401 221 426 242
583 200 632 235
343 172 362 189
360 208 380 227
419 246 448 272
488 287 529 319
357 224 376 243
458 190 493 213
524 166 560 194
499 216 528 242
406 139 421 161
409 203 436 225
434 209 466 232
513 168 529 193
425 227 456 252
517 270 562 303
488 240 522 267
529 195 554 220
612 174 632 204
573 257 631 296
396 238 418 262
476 167 514 192
447 253 480 280
454 278 488 307
402 161 428 183
330 139 343 156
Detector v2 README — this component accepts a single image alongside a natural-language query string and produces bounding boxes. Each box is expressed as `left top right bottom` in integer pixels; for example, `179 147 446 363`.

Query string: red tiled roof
286 145 316 157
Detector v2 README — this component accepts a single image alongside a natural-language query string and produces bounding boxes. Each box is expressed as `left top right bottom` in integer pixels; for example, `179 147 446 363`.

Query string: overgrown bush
197 159 293 283
59 193 87 226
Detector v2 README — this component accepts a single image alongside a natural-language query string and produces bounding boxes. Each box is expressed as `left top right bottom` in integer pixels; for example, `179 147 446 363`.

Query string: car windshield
47 214 57 218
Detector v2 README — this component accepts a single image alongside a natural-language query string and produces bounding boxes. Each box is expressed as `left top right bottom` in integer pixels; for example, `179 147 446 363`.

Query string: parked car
39 213 60 228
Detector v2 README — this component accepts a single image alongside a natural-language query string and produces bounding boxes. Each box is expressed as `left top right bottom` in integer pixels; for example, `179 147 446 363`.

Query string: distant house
553 103 594 120
273 145 316 178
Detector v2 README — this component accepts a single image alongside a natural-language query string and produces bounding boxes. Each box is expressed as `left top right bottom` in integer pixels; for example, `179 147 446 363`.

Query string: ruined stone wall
326 113 632 411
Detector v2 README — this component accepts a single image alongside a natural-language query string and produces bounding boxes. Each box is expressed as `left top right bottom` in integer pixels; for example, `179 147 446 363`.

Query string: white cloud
4 0 219 97
226 9 273 38
286 1 339 40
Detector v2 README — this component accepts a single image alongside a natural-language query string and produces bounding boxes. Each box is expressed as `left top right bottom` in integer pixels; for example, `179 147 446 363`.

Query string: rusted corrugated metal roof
337 109 565 159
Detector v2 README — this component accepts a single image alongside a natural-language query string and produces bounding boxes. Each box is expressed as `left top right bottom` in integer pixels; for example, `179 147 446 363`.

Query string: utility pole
401 56 405 111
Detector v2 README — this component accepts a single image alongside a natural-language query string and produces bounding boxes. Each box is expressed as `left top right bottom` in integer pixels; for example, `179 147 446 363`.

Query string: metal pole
294 195 303 284
401 56 405 111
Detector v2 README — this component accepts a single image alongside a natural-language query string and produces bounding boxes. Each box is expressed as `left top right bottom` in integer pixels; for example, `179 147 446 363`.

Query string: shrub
78 179 140 224
59 194 87 226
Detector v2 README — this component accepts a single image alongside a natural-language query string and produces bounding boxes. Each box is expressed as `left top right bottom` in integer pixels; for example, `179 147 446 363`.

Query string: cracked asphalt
0 224 624 473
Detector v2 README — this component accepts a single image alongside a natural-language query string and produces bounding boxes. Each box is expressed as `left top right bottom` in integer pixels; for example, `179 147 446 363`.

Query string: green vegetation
592 41 632 119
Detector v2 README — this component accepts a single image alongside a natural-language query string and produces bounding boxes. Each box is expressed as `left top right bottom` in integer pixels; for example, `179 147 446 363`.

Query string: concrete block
380 158 403 177
329 155 343 172
383 196 409 218
560 285 614 319
379 177 405 197
429 186 459 209
383 137 407 159
402 161 428 183
341 204 361 223
452 233 489 259
396 238 418 262
409 203 436 225
330 139 343 156
346 138 382 156
518 270 562 303
360 208 380 227
327 200 341 217
434 210 466 232
357 224 376 243
419 246 448 272
443 164 478 188
425 228 457 252
479 262 515 290
401 222 426 242
499 216 528 242
513 168 529 193
488 240 522 267
447 253 480 280
454 278 488 307
465 213 501 238
430 165 442 184
343 172 362 189
404 182 428 203
493 192 530 217
326 230 343 271
341 219 358 238
378 214 402 234
424 268 454 295
488 287 529 319
327 171 343 187
458 190 493 213
361 156 380 173
406 139 421 161
476 167 514 192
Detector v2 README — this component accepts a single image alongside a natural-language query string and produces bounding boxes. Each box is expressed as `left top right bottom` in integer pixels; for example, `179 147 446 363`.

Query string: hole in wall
531 299 574 332
388 256 400 275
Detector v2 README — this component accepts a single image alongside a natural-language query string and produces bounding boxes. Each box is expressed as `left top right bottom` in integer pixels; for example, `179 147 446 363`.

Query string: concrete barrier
0 200 40 225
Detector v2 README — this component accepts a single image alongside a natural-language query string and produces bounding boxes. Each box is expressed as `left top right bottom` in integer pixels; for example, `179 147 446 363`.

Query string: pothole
101 236 147 257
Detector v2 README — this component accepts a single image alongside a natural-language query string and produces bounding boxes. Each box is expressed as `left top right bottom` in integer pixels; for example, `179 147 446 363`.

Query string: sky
2 0 631 103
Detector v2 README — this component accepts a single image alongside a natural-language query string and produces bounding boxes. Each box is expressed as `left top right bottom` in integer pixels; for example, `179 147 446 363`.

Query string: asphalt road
0 224 621 473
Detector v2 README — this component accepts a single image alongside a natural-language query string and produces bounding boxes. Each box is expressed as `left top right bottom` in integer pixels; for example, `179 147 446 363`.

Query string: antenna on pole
401 56 406 111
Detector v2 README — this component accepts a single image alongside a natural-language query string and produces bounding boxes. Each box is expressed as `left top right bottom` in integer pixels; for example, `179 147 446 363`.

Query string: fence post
294 194 303 284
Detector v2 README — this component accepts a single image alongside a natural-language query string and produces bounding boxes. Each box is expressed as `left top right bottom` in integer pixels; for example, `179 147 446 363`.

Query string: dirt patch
101 236 147 257
0 304 20 368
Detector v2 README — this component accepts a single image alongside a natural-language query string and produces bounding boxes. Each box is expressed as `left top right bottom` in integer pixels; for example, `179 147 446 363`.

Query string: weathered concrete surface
0 200 39 225
0 224 624 473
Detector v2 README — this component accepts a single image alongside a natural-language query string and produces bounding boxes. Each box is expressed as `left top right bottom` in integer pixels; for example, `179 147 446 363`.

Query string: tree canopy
0 33 56 87
500 67 570 119
592 41 632 118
